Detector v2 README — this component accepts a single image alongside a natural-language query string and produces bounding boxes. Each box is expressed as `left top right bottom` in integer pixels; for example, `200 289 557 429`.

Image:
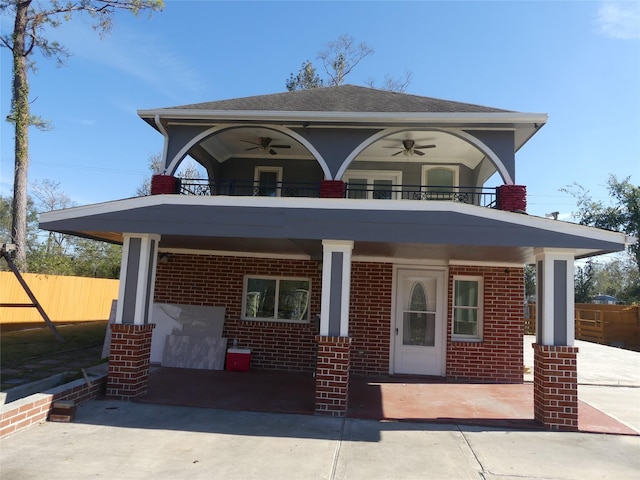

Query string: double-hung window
422 165 459 200
242 276 310 322
452 276 483 341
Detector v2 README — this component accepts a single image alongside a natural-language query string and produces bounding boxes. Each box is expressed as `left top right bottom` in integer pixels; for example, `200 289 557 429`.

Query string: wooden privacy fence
0 272 119 324
525 303 640 350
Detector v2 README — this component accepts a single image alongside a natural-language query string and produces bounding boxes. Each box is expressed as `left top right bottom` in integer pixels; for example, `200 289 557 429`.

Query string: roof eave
138 109 548 126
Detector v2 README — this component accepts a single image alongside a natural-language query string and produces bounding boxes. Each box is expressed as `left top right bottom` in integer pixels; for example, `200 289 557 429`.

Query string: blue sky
1 0 638 220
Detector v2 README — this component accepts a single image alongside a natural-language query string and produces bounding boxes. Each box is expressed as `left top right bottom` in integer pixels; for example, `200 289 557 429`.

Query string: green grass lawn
1 321 108 367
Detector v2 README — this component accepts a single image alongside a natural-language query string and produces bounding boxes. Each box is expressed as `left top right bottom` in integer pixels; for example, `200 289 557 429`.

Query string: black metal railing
180 179 321 198
345 183 497 207
179 179 497 207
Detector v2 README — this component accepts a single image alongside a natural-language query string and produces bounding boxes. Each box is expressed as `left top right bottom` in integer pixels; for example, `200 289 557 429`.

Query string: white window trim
451 275 483 341
421 165 459 190
241 274 311 323
343 169 403 200
254 166 283 197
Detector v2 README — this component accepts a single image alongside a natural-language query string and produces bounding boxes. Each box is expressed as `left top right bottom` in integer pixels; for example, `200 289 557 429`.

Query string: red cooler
226 348 251 371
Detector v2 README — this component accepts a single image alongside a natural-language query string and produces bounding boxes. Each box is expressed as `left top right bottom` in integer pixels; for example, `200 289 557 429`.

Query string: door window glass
373 179 393 199
403 282 435 346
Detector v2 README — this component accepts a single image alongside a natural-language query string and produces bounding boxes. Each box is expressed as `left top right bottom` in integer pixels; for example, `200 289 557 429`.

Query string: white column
115 233 161 325
320 240 353 337
534 248 575 346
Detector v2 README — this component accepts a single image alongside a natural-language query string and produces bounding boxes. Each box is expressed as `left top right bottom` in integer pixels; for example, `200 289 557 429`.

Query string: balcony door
254 166 282 197
344 170 402 200
393 269 445 376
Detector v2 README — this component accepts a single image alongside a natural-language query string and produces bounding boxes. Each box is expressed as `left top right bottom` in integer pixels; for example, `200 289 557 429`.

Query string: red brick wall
0 373 107 439
446 265 524 383
155 254 322 372
349 262 393 375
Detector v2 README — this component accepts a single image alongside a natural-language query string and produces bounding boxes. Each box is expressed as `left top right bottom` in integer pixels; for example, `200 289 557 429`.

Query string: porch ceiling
39 196 630 265
155 235 537 264
198 127 483 167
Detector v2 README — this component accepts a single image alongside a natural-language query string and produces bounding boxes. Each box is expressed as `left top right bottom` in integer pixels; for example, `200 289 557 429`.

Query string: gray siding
219 158 324 183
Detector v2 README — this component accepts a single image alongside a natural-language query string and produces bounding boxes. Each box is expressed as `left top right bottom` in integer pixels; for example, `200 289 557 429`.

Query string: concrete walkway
1 338 639 479
1 400 639 480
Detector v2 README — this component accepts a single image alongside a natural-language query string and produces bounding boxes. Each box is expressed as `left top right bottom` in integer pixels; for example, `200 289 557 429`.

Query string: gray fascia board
138 109 548 127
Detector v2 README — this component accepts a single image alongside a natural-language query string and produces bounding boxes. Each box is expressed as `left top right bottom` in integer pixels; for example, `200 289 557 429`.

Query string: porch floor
137 367 637 435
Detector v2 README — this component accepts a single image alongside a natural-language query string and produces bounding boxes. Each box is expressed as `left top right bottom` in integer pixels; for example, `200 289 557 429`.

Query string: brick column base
107 324 155 399
319 180 345 198
533 343 579 431
497 184 527 212
151 174 180 194
315 336 351 417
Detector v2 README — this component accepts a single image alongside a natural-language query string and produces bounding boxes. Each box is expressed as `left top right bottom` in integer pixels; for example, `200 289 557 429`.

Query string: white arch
335 128 402 180
165 124 331 179
441 128 514 185
335 127 514 185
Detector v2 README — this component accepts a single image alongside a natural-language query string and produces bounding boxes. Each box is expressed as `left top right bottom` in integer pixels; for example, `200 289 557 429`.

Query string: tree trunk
10 1 31 271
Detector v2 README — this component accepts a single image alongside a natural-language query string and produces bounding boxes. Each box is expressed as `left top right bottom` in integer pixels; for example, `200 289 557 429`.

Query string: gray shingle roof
159 85 514 114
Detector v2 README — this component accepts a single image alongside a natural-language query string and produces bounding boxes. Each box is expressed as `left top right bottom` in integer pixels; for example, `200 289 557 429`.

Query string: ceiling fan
387 139 436 156
242 137 291 155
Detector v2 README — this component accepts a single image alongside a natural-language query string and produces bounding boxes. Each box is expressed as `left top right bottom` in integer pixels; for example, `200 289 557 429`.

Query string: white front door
393 269 445 376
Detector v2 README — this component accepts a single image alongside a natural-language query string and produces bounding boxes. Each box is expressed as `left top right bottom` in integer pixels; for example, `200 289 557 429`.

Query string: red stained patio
136 367 637 436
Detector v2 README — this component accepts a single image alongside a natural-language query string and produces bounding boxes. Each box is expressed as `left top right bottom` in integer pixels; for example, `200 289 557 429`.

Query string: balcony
178 179 498 207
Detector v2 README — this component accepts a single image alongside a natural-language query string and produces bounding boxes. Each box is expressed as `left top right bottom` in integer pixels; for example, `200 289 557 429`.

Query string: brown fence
525 303 640 350
0 272 119 324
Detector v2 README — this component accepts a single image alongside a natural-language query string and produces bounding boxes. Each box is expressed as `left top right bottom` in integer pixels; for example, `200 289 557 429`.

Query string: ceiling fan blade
269 148 278 155
259 137 273 148
415 144 436 149
245 147 259 151
241 140 259 146
271 144 291 149
391 151 403 156
414 150 425 156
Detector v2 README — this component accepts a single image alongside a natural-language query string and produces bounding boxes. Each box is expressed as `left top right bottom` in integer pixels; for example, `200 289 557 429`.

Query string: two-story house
40 85 632 430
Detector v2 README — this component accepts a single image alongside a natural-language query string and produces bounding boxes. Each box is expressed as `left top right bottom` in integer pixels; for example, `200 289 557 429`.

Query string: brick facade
107 324 155 399
155 254 322 372
154 255 525 383
533 343 579 431
349 262 393 375
315 335 352 416
446 265 524 383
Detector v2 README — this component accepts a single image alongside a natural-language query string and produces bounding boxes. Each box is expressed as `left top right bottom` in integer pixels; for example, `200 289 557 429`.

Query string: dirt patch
1 322 108 391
